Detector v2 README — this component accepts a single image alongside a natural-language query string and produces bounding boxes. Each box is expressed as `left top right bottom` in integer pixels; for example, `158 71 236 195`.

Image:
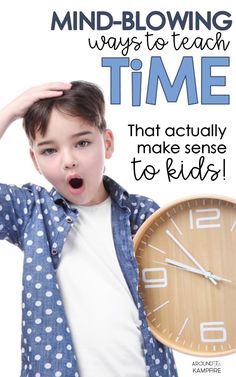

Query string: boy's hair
23 81 107 142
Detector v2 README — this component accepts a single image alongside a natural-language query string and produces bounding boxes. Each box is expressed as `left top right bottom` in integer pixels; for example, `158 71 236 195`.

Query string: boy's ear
30 148 42 174
104 129 114 159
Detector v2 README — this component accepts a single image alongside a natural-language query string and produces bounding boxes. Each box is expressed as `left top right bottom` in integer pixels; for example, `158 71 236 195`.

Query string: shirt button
51 249 58 256
66 216 73 224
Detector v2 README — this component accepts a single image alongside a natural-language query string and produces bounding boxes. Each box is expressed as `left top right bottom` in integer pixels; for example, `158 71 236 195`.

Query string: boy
0 81 178 377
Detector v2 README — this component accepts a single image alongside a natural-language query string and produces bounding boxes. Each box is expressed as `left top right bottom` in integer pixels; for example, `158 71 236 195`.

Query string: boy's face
30 109 114 206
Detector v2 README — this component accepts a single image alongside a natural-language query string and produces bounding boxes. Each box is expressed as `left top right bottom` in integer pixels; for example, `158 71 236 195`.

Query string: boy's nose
63 152 78 170
64 160 77 169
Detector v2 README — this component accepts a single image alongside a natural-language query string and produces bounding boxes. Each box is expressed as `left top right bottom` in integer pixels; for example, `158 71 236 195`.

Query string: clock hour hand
165 258 232 283
165 230 217 285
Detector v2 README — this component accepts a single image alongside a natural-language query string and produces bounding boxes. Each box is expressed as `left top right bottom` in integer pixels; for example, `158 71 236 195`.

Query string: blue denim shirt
0 176 178 377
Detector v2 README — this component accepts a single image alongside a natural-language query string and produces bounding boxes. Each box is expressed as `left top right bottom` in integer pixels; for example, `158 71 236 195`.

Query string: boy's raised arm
0 82 71 139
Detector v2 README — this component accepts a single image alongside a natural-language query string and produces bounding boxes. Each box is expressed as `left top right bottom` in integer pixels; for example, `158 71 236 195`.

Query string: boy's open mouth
69 177 83 189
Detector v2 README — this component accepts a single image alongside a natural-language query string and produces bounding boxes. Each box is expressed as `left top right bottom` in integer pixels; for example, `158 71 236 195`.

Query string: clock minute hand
165 230 217 285
165 258 232 283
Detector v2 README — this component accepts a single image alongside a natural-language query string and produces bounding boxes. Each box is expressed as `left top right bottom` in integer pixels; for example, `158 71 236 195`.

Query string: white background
0 1 235 376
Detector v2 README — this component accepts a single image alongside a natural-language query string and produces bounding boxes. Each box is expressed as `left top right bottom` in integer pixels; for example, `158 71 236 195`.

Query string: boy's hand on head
0 82 71 137
8 82 72 119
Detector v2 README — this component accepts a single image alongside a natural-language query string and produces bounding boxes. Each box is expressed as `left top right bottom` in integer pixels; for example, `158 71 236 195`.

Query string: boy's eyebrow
36 131 93 147
36 140 55 147
71 131 93 139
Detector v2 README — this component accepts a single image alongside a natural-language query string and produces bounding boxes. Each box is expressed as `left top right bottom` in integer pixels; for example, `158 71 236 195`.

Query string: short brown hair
23 81 107 141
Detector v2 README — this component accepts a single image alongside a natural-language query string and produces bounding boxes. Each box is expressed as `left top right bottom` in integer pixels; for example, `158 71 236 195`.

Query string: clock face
134 196 236 356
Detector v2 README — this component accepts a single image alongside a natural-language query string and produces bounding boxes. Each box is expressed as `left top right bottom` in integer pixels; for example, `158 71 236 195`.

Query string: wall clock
134 195 236 356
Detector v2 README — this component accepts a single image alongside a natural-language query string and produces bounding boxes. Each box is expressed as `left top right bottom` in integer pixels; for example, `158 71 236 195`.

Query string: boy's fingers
37 90 64 99
24 82 72 101
37 82 72 92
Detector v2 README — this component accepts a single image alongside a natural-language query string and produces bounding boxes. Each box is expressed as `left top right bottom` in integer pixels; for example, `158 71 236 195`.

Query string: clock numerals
189 208 221 229
142 267 167 288
134 195 236 356
200 322 227 343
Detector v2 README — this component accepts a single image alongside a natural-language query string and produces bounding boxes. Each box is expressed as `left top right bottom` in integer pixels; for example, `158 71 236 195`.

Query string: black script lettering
131 157 160 181
166 156 222 182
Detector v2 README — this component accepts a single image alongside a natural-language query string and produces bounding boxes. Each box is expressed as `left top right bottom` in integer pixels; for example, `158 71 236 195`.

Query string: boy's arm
0 82 71 246
0 82 71 139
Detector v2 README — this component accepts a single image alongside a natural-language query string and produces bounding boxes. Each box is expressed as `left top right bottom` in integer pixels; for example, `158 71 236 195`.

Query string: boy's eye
41 148 57 156
76 140 90 148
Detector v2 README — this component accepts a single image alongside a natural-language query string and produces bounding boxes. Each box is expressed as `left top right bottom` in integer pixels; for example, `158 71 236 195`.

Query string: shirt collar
103 175 130 209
